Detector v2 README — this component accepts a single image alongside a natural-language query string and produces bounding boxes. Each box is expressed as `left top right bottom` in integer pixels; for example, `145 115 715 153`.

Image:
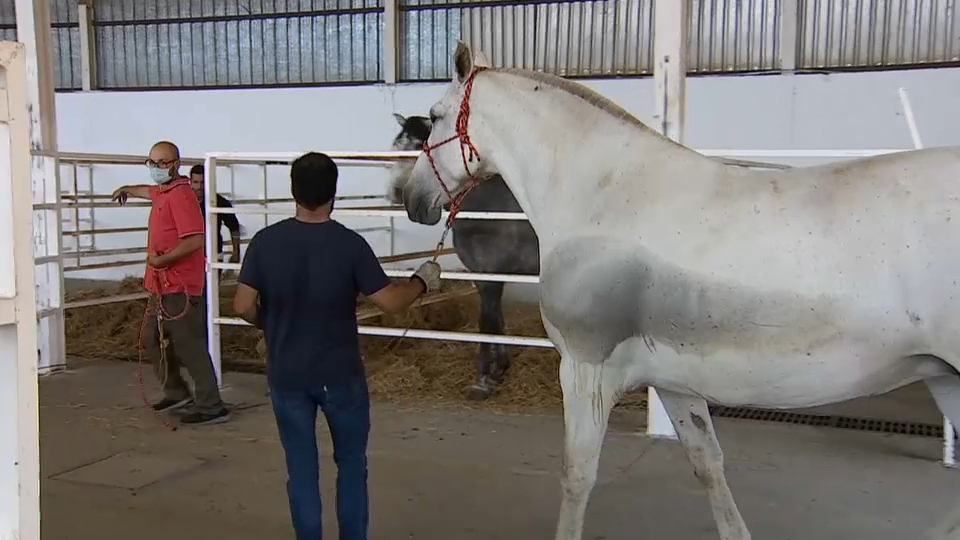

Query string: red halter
421 66 487 231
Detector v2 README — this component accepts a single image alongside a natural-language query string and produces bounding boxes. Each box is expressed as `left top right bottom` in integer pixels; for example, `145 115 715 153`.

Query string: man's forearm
121 185 152 199
376 278 426 314
162 235 204 265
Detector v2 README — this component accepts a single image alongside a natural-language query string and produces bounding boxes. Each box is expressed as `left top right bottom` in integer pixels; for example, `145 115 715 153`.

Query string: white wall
54 66 960 287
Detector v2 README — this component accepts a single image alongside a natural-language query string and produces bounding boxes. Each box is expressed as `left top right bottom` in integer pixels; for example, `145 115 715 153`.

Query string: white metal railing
30 145 914 317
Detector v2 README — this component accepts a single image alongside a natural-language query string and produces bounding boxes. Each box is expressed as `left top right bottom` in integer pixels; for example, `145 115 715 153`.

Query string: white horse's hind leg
554 356 618 540
658 388 751 540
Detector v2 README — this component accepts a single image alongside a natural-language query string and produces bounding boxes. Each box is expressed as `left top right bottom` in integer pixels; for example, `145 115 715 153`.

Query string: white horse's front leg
554 356 617 540
658 388 751 540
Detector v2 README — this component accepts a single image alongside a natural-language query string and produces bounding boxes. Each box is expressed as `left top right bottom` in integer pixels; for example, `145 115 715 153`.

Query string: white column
16 0 65 375
382 0 399 84
0 40 42 540
648 0 688 439
77 1 97 91
779 0 799 72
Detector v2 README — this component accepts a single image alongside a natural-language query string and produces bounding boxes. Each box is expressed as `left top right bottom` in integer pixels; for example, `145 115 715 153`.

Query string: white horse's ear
473 50 490 68
392 112 406 126
453 40 473 82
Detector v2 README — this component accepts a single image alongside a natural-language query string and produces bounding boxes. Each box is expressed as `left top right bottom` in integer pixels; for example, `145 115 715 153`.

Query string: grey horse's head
386 113 432 205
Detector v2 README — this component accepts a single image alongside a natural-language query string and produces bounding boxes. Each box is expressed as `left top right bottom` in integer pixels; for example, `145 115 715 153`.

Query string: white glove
413 261 442 292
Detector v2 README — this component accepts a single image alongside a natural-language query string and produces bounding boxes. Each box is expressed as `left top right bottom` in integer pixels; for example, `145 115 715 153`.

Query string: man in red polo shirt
112 141 229 426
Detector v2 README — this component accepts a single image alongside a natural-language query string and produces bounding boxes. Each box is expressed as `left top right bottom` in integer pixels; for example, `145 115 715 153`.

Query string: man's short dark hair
290 152 338 211
189 164 204 176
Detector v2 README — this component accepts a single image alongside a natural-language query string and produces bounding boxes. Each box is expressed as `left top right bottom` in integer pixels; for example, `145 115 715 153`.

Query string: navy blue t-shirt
237 218 391 390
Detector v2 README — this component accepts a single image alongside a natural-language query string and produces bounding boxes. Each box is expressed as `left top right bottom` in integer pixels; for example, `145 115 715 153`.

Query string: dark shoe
180 408 231 426
152 397 193 413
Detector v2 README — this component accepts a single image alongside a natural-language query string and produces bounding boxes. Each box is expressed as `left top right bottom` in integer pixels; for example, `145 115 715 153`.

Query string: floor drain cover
709 406 945 438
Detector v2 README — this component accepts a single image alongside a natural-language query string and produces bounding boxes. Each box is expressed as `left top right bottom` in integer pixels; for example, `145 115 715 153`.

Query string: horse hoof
465 385 492 401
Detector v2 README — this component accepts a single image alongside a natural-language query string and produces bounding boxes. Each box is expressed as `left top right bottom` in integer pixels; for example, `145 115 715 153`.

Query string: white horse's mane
490 67 683 148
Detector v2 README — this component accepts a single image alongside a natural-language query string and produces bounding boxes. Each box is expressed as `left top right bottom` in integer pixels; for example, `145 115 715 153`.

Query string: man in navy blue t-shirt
232 152 441 540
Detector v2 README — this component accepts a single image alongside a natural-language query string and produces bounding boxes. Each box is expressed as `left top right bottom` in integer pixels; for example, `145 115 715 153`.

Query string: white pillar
16 0 65 375
77 1 97 91
779 0 799 72
0 40 42 540
648 0 688 439
382 0 399 84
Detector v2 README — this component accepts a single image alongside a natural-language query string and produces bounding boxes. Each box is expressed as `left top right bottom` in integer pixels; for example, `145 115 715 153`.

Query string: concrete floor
40 360 960 540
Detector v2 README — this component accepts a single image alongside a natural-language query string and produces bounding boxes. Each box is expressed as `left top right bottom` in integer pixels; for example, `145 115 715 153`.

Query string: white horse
399 41 960 540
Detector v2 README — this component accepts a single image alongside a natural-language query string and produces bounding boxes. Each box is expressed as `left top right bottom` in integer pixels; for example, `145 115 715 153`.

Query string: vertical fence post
204 155 223 388
383 0 399 83
77 0 97 91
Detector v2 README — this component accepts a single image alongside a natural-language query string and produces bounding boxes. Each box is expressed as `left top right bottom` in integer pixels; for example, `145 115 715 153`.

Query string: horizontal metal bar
64 226 148 236
34 150 205 165
231 194 384 205
36 201 151 210
64 246 146 259
208 205 528 220
379 247 456 264
214 316 555 348
63 259 144 272
93 7 383 28
0 21 77 30
400 0 604 12
64 292 149 310
206 150 419 164
382 269 539 284
211 261 538 284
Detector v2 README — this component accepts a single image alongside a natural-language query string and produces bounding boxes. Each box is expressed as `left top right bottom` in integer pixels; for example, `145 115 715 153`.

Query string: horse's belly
630 338 946 409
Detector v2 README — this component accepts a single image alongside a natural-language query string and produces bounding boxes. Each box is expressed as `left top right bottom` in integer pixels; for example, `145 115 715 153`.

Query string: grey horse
387 113 540 400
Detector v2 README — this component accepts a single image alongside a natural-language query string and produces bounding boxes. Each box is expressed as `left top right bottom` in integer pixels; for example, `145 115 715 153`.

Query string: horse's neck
473 75 708 243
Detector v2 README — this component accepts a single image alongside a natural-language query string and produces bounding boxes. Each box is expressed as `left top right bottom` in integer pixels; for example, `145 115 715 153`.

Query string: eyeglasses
145 158 177 168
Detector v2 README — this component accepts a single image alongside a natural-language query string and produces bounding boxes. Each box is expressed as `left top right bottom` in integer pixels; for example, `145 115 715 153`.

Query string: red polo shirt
144 177 207 296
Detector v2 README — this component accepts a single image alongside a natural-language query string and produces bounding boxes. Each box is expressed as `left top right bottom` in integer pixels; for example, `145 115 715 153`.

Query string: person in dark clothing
189 164 242 264
232 151 440 540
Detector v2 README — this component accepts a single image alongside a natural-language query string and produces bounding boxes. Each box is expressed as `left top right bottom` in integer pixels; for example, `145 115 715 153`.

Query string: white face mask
148 165 172 185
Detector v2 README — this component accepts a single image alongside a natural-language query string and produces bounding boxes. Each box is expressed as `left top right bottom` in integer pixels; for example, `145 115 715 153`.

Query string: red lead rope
421 66 488 258
137 259 194 431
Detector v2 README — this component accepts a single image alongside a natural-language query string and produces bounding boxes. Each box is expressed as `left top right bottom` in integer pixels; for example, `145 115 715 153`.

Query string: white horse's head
403 41 494 225
386 113 431 205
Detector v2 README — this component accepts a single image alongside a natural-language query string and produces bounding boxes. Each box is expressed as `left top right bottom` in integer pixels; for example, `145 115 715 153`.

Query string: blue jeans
270 380 371 540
